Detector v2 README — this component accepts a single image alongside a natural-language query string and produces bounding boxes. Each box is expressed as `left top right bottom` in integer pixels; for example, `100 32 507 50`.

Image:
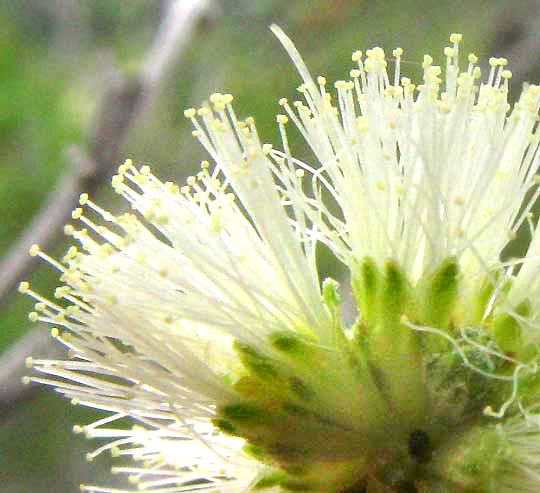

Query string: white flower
21 26 540 492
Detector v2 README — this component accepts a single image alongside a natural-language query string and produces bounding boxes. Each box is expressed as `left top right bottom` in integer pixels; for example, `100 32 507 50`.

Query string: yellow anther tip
276 114 289 124
72 208 83 220
110 446 121 457
449 33 462 43
111 175 124 187
352 50 363 62
29 244 40 256
25 357 34 368
279 97 288 106
54 287 65 298
18 281 30 293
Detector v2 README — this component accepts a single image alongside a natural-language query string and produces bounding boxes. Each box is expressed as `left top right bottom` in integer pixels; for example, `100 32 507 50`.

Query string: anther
352 50 363 62
18 281 30 293
29 244 40 256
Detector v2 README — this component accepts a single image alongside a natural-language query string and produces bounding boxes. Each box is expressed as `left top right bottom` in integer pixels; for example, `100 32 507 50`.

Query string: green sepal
281 401 308 416
270 331 315 359
233 375 278 400
251 470 287 490
288 376 315 401
282 464 311 476
352 256 381 327
380 260 412 325
243 443 270 462
362 261 426 424
368 320 427 426
492 299 530 353
220 402 267 422
266 443 312 461
211 417 236 435
322 277 341 320
234 341 280 380
420 256 459 328
470 274 498 325
280 478 316 491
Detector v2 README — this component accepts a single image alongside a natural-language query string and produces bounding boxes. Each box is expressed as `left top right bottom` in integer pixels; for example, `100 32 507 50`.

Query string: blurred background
0 0 538 491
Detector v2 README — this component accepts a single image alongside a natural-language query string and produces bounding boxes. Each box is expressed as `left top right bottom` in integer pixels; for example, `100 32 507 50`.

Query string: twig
0 0 219 419
0 327 65 422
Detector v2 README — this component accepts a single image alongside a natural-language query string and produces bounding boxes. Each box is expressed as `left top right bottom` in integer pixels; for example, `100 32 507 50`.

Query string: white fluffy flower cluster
20 27 540 493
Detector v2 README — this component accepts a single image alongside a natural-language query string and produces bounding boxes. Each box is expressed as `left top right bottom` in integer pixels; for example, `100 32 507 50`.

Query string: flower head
21 27 540 492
